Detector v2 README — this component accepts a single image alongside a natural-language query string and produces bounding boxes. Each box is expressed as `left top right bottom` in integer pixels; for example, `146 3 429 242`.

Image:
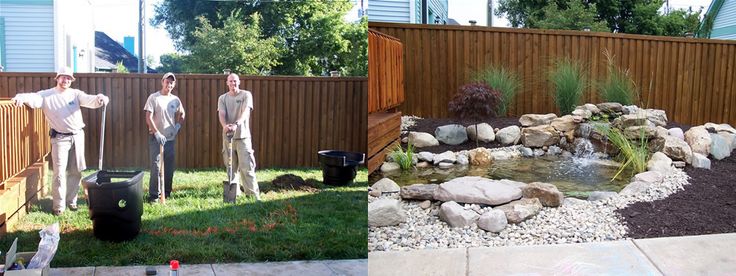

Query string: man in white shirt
218 73 260 200
144 72 185 202
12 67 109 216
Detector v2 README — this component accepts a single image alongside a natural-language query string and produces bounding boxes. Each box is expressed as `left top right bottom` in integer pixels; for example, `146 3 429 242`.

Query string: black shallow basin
82 170 144 242
318 150 365 186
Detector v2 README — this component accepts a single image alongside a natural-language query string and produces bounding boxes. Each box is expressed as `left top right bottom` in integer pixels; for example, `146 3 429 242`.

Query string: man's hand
97 94 110 105
174 123 182 135
11 96 24 107
154 132 167 145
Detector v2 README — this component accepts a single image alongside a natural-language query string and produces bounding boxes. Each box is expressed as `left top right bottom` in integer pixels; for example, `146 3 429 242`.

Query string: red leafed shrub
448 83 502 121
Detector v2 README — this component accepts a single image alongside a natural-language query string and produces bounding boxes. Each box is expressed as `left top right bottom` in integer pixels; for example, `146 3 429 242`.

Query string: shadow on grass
0 169 367 267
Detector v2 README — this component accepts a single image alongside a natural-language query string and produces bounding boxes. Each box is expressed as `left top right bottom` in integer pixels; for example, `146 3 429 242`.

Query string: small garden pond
371 155 635 198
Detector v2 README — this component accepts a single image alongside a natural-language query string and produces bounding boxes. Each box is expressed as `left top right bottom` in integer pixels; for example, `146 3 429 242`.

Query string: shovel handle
159 143 165 204
98 103 107 170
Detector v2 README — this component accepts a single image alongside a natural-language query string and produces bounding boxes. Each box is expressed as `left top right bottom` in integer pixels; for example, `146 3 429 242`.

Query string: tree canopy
496 0 702 36
152 0 367 76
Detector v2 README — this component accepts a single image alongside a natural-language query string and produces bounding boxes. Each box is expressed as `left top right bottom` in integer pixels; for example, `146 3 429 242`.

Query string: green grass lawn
0 168 367 267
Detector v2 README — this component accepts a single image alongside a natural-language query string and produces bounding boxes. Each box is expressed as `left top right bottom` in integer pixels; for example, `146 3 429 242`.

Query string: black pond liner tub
318 150 365 186
82 170 144 242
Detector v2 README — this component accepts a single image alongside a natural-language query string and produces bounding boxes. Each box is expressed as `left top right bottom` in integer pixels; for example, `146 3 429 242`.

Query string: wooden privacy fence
368 29 405 173
370 22 736 126
369 29 405 113
0 100 49 186
0 100 49 234
0 73 367 169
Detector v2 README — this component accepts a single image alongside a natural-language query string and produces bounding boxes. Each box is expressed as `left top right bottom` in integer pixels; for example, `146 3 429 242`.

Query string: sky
92 0 363 68
448 0 714 27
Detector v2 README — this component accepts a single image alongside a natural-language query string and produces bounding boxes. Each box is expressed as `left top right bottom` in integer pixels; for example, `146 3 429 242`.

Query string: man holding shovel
11 67 109 216
144 72 185 203
218 73 260 201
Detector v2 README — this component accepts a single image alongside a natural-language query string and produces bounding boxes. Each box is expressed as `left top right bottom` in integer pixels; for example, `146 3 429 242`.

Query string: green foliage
187 11 280 75
152 0 365 76
389 142 415 170
496 0 702 36
115 61 129 73
473 65 521 116
548 58 586 115
156 53 189 73
595 124 650 180
532 0 609 32
598 49 638 105
0 168 368 266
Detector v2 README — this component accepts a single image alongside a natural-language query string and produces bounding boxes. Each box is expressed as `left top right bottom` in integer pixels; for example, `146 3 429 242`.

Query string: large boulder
691 153 711 169
371 178 400 193
439 201 479 228
496 126 521 145
368 199 407 227
400 184 439 200
521 182 564 207
408 132 439 148
709 133 731 160
619 181 651 196
596 102 624 114
631 171 664 184
477 209 508 232
647 152 673 172
380 162 401 173
551 115 579 133
519 113 558 127
467 123 495 143
684 126 712 156
434 176 523 206
416 151 435 163
644 109 668 127
435 124 468 145
623 125 658 140
662 135 693 163
468 148 492 166
704 123 736 134
496 198 543 224
520 125 560 148
433 151 457 165
668 128 685 140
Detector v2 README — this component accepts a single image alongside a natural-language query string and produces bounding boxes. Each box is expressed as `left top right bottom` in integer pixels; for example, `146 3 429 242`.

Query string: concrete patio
368 232 736 275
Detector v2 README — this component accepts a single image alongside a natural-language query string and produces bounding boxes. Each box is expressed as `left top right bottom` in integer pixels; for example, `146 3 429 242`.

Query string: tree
337 16 368 76
186 11 280 75
496 0 702 36
533 1 608 32
157 53 188 73
151 0 365 76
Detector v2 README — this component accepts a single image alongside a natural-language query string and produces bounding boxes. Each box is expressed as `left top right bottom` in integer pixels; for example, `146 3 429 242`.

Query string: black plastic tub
317 150 365 186
82 170 144 242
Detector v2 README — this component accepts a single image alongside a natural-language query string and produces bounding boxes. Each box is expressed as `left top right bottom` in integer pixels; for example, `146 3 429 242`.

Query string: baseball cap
162 72 176 82
55 67 75 81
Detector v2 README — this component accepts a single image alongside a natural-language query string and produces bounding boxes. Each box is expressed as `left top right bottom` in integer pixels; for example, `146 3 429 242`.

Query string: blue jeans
148 136 175 199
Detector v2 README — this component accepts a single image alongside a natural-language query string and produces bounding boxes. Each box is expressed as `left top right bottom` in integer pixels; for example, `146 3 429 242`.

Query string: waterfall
572 138 595 167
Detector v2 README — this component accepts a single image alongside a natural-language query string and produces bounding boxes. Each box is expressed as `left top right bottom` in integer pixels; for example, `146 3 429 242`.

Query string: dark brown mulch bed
403 116 736 239
617 153 736 238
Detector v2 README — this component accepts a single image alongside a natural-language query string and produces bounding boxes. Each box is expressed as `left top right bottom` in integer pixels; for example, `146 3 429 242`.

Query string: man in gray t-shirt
144 72 185 202
218 73 259 200
12 67 109 216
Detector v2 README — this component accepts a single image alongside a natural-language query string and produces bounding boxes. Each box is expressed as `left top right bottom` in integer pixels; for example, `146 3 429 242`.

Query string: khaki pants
50 133 85 212
222 137 259 196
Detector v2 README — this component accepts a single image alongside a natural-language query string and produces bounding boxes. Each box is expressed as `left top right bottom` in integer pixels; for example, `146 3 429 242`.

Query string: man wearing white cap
144 72 185 202
11 67 109 216
218 73 259 200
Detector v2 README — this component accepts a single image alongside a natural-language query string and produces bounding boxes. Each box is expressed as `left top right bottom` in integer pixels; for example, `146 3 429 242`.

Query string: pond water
371 155 635 198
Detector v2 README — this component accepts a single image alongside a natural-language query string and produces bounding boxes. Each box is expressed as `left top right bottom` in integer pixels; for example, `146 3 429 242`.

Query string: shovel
84 103 108 200
159 143 165 204
223 131 240 203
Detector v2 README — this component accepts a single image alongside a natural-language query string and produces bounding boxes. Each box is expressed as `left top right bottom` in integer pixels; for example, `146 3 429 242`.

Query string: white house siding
712 0 736 39
368 0 411 23
428 0 448 23
0 3 54 72
54 0 94 72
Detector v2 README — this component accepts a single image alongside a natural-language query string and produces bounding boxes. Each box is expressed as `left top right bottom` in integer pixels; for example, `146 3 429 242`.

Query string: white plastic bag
27 222 60 269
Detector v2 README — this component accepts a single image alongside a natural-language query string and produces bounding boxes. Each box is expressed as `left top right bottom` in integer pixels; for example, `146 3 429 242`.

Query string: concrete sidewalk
368 233 736 275
50 259 367 276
